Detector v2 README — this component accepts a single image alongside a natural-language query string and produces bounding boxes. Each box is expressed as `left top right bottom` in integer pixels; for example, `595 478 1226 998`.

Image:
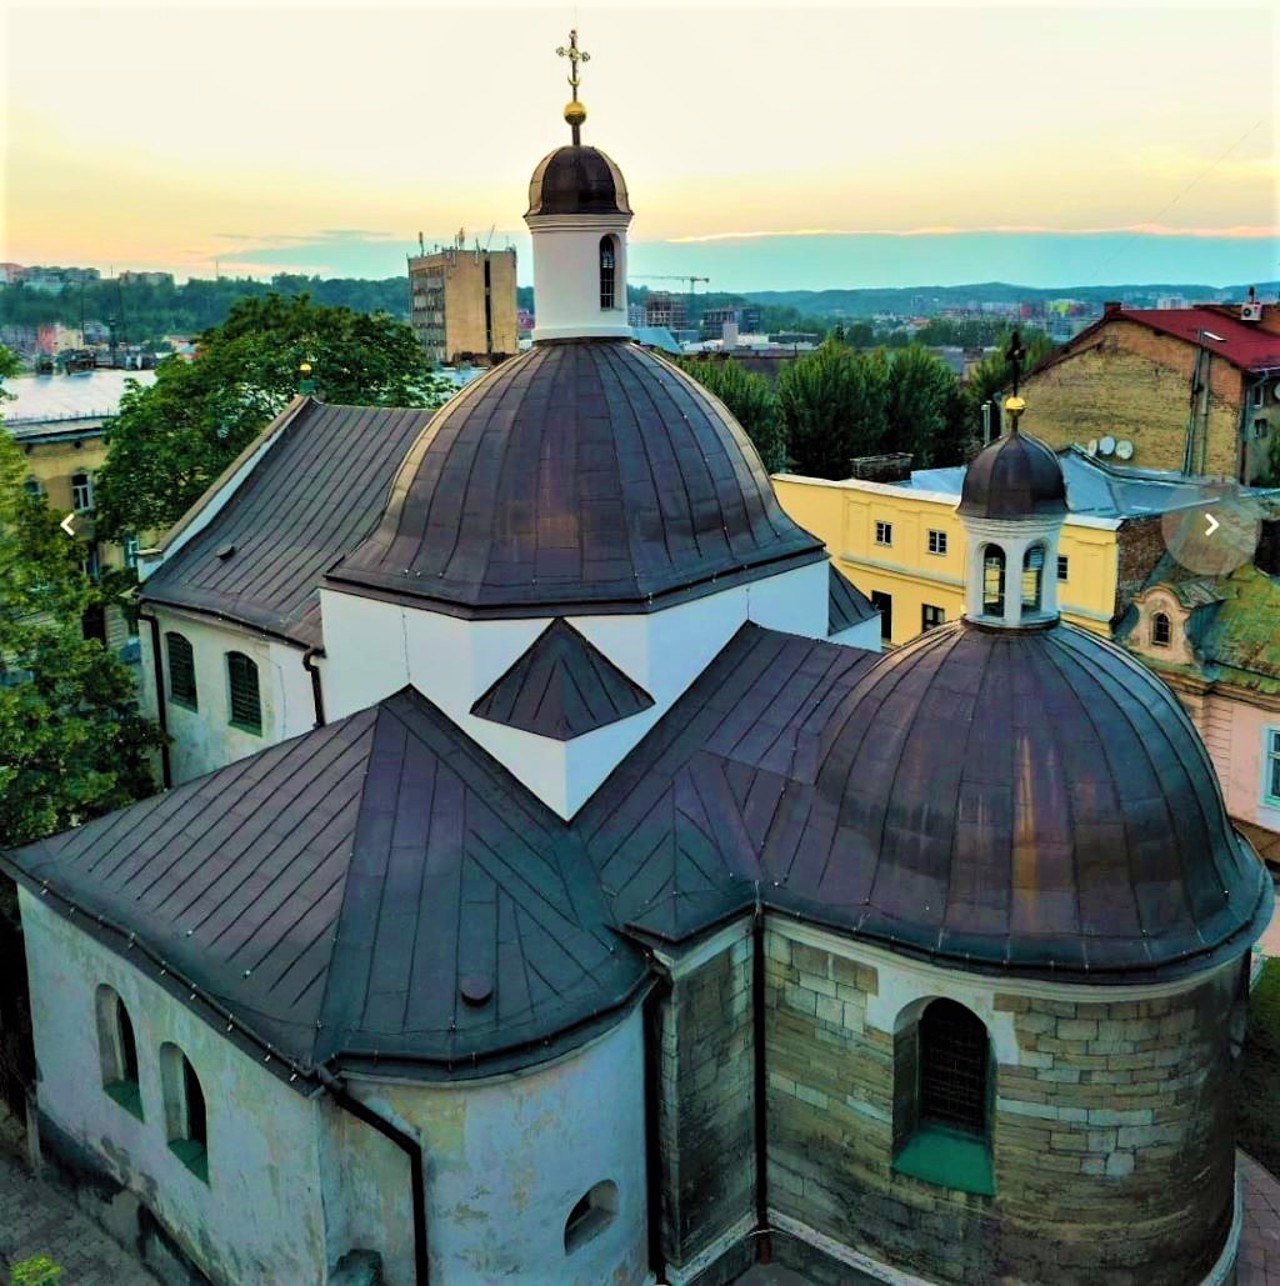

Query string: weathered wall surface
342 1006 649 1286
139 608 315 784
20 891 329 1285
656 929 756 1279
1023 321 1247 479
764 922 1241 1285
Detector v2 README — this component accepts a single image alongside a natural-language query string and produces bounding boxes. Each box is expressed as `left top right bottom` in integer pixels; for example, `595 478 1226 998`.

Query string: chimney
1104 301 1123 316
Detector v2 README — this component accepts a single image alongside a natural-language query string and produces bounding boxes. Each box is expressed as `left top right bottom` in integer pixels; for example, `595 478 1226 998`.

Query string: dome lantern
524 29 633 343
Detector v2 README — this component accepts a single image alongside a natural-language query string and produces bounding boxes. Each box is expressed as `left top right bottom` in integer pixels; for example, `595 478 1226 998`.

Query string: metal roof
471 618 654 740
526 145 631 217
3 370 156 429
141 401 433 647
957 428 1067 519
828 566 877 636
328 341 827 617
5 622 1268 1086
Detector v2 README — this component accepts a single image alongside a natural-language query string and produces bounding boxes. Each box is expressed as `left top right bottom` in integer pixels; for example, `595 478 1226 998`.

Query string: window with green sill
892 998 995 1197
95 986 144 1123
161 1043 209 1185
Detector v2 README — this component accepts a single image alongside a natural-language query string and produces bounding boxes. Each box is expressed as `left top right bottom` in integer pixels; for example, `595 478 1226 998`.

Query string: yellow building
408 242 518 365
774 449 1261 648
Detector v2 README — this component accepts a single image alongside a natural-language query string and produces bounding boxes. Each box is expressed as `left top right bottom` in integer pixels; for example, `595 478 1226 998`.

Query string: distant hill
739 282 1280 318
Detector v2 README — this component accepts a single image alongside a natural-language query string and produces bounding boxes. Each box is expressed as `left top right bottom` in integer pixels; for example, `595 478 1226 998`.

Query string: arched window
1151 611 1172 647
892 998 994 1196
95 986 143 1120
166 632 197 710
1021 544 1046 613
982 545 1006 617
226 651 261 734
564 1179 618 1254
599 236 617 311
160 1043 208 1183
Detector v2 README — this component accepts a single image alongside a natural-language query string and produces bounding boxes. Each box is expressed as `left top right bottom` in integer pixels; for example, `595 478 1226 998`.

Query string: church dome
328 340 826 615
957 427 1067 519
527 144 631 216
808 619 1269 979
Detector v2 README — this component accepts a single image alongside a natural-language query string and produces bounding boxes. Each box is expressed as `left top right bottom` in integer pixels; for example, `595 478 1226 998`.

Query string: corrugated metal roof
328 340 827 617
141 401 433 647
3 370 156 427
471 618 654 740
828 566 877 636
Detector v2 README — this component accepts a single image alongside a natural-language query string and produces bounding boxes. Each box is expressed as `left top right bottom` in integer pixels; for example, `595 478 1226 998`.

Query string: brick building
1021 301 1280 482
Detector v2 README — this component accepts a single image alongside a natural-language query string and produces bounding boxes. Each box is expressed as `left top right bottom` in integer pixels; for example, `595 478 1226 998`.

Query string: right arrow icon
1204 513 1220 537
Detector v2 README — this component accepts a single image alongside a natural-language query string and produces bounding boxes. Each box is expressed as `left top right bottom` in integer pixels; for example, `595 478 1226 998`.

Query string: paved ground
1241 1151 1280 1286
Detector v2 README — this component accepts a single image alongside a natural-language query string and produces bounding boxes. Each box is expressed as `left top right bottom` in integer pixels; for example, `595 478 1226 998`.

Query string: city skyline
3 1 1277 290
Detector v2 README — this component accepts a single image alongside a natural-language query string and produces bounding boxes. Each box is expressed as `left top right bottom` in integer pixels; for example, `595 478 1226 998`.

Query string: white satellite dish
1115 439 1134 460
1099 435 1116 456
1086 439 1099 456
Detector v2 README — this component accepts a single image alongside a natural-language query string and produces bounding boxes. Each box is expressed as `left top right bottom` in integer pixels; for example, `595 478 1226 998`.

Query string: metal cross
557 29 590 100
1006 329 1026 397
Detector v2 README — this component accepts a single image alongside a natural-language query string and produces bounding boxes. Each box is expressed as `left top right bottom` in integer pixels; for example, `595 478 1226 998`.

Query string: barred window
166 632 197 710
919 999 988 1135
1151 612 1172 647
599 236 617 310
226 651 261 734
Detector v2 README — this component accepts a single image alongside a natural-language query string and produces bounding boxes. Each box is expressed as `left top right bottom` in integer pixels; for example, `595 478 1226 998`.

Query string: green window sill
228 720 263 736
103 1079 144 1122
169 695 198 712
892 1123 995 1197
168 1138 209 1184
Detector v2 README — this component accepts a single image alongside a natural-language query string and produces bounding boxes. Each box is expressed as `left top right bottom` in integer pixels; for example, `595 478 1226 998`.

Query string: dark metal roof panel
471 618 655 740
328 342 827 615
527 145 631 217
828 565 877 635
141 402 433 647
958 428 1068 519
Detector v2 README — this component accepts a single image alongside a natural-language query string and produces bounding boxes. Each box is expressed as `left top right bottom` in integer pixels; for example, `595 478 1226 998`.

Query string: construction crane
632 274 710 294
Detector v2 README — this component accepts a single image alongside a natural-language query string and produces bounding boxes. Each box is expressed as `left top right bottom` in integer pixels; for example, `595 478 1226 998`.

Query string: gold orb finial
564 99 587 127
299 361 312 375
1004 394 1027 431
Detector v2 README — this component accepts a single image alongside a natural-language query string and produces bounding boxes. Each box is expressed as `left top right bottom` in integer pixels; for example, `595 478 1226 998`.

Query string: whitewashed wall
20 891 330 1285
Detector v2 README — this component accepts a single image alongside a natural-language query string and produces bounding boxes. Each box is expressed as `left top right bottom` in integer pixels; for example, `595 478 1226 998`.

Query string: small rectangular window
927 529 947 556
922 604 944 631
227 652 262 734
871 590 893 642
71 472 94 512
1266 729 1280 805
167 633 198 710
875 521 893 547
1056 555 1069 582
123 535 140 571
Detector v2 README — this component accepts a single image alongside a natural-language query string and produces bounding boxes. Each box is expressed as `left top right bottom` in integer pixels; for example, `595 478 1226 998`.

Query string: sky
2 0 1277 292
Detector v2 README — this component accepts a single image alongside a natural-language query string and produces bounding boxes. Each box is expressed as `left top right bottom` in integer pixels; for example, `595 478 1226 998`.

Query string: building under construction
408 238 518 366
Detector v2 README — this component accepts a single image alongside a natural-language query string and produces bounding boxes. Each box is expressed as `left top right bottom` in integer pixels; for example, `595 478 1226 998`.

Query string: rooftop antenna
418 231 425 255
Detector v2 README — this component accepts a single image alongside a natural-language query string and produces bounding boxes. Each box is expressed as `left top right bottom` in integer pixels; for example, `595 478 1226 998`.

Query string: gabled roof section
471 618 654 740
1032 306 1280 378
828 566 877 636
140 401 433 647
2 688 648 1084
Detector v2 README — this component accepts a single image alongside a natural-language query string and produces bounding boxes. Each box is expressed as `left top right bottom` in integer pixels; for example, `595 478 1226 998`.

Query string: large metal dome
526 144 631 216
327 340 826 616
798 618 1270 979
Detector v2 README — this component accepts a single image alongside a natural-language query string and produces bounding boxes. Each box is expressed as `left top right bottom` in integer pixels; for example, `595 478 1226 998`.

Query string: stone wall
657 931 756 1279
764 925 1241 1285
1023 320 1247 480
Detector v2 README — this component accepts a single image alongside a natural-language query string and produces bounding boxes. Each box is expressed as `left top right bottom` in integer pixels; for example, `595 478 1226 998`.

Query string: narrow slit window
167 632 197 710
599 236 616 311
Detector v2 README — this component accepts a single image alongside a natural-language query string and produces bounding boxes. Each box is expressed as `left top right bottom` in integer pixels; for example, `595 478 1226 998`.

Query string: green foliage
885 346 962 470
963 329 1057 441
677 357 787 473
95 294 453 541
778 341 889 479
0 363 167 847
1254 429 1280 488
10 1255 65 1286
1239 957 1280 1174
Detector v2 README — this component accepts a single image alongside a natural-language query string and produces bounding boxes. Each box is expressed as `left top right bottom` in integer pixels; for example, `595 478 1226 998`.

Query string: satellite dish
1086 439 1099 455
1272 383 1280 403
1115 439 1134 460
1099 435 1116 456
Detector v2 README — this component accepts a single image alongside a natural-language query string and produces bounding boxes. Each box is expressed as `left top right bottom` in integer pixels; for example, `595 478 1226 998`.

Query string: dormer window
982 545 1006 617
599 236 616 310
1021 544 1045 613
1151 611 1172 647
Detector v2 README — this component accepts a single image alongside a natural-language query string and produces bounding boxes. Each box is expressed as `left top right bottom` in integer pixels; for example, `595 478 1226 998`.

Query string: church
1 38 1271 1286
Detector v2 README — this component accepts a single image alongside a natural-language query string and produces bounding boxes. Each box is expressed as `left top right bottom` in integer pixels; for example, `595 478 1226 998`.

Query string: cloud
669 223 1280 244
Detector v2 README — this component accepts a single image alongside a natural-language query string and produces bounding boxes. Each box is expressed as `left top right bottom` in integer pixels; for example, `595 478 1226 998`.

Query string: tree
778 340 888 479
0 361 166 847
677 356 787 473
95 294 453 540
884 345 960 468
963 328 1057 444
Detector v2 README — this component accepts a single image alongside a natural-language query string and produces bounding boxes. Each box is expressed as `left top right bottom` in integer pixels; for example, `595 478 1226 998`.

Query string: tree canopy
95 294 453 540
0 352 166 848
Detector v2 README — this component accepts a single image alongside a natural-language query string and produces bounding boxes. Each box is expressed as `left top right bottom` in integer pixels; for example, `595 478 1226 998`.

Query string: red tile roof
1040 306 1280 376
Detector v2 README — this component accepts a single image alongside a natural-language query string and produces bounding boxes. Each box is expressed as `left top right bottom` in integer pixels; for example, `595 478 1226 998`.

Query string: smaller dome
527 145 631 217
958 428 1067 519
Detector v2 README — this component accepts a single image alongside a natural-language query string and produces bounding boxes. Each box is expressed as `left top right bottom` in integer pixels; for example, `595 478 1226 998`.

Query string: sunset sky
3 0 1276 290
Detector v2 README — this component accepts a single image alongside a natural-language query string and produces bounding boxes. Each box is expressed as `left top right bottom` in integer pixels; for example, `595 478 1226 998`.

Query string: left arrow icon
60 513 76 537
